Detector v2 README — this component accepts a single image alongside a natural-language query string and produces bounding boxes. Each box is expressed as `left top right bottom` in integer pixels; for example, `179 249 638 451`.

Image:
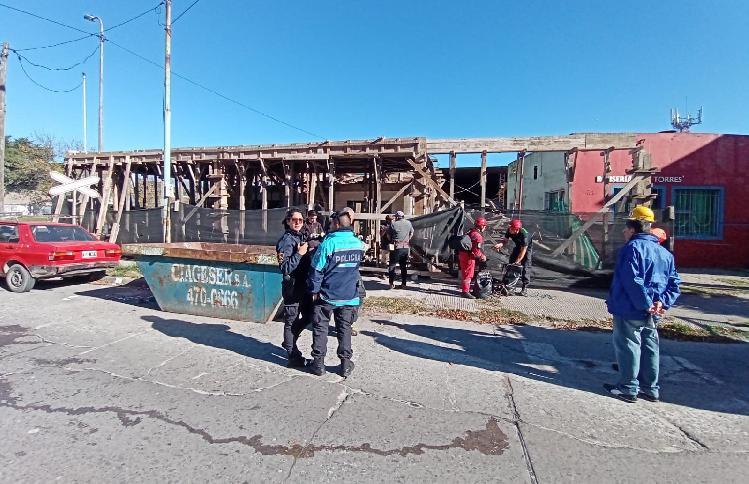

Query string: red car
0 221 121 293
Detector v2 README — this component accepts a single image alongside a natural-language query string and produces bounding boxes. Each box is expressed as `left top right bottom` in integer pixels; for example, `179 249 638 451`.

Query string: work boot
519 285 528 297
286 350 309 368
461 291 476 299
340 359 355 378
603 383 637 403
306 357 325 376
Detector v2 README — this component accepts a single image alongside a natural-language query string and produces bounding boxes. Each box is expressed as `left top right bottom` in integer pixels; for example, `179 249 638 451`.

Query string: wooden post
95 156 115 237
517 151 526 212
449 151 456 202
79 159 100 225
601 148 613 263
109 156 132 243
327 161 335 210
282 160 291 208
259 159 268 232
308 163 317 209
480 150 487 211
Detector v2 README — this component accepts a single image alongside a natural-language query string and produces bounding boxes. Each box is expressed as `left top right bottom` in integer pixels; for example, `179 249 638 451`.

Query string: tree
3 135 65 204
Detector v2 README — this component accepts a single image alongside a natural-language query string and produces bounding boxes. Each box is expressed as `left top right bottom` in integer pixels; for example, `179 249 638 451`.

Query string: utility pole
82 72 87 152
0 42 9 214
84 14 104 151
163 0 173 242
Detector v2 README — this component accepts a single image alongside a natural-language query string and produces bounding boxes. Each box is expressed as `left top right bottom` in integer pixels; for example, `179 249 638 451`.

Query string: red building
570 132 749 267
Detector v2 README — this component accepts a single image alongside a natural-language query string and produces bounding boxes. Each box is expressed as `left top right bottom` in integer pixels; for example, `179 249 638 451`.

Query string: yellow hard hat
628 205 655 222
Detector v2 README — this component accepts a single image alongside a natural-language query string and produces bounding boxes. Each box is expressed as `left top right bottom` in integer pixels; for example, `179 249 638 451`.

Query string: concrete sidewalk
1 280 748 482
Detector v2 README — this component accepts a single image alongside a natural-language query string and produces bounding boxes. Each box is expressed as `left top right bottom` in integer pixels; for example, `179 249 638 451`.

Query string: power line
106 39 326 139
14 52 82 93
0 2 91 35
173 0 202 24
1 1 326 139
7 2 164 51
13 34 95 52
10 44 98 71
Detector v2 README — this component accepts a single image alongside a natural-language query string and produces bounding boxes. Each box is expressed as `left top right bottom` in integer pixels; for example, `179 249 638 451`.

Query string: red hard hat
475 217 488 227
651 227 667 244
510 219 523 230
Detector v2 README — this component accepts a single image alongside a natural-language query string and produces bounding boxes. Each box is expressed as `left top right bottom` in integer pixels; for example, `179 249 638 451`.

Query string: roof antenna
670 105 703 132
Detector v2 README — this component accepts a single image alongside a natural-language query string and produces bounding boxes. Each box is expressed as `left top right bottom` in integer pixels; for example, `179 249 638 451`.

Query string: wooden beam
404 158 455 206
52 159 74 222
426 133 638 154
379 181 413 213
480 150 487 210
95 156 115 237
109 156 132 243
550 173 651 258
180 182 219 224
449 151 456 201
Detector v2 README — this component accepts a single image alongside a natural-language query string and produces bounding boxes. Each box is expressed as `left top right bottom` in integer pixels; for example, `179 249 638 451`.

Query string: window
533 166 539 180
544 190 566 212
31 225 95 243
0 224 20 243
673 187 723 239
651 185 666 210
611 186 631 214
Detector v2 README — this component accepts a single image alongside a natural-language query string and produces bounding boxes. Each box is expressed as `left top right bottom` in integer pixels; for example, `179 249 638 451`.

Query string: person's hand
648 301 664 316
480 254 487 262
494 243 503 251
297 242 308 255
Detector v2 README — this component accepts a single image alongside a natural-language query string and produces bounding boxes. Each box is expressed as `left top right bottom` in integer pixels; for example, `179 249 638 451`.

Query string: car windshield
31 225 96 243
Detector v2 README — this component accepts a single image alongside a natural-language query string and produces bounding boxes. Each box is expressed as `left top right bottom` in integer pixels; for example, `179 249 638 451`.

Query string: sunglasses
290 217 304 222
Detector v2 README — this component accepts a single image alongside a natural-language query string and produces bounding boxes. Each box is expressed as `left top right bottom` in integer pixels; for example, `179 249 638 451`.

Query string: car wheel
6 264 34 293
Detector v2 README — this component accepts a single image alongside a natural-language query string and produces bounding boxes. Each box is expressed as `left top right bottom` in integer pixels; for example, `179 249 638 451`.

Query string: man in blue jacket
307 210 365 377
605 205 681 403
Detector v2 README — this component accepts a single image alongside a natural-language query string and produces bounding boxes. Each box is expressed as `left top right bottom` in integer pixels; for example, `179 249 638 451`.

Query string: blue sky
2 0 748 167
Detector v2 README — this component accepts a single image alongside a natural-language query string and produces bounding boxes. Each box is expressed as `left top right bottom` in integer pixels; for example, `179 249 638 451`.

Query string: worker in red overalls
458 217 488 299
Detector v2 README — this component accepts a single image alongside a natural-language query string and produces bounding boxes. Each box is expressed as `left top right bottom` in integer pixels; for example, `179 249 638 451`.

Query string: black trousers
311 301 356 361
388 248 409 285
281 294 312 355
510 248 532 286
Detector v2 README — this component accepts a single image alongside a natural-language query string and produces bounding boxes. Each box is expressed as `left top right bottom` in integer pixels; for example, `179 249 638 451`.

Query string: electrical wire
14 52 83 93
173 0 202 24
10 44 99 71
106 39 326 140
8 2 164 51
2 1 326 139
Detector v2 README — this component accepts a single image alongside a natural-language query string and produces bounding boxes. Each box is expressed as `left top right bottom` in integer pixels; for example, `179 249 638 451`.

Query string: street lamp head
83 14 98 22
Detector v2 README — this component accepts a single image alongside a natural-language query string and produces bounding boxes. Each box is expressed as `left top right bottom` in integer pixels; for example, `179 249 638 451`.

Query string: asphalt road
1 280 748 483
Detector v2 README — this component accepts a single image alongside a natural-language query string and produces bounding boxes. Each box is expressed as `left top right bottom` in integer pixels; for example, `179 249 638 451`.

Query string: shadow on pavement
144 315 341 373
76 280 159 310
363 318 749 416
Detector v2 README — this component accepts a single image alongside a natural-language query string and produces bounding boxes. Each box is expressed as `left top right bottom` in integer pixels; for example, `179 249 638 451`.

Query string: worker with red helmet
458 216 488 299
494 218 532 296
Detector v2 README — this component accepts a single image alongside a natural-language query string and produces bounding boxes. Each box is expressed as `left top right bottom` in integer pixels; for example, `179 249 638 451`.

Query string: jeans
612 315 660 398
388 248 409 286
311 301 356 361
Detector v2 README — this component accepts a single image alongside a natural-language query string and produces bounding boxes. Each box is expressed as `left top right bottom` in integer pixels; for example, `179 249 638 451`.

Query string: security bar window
673 187 723 239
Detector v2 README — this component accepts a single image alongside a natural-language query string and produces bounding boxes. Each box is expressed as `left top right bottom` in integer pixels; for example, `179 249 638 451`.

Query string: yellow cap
628 205 655 222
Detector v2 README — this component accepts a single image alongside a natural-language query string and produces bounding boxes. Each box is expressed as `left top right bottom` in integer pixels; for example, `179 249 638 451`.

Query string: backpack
448 234 473 252
473 271 493 299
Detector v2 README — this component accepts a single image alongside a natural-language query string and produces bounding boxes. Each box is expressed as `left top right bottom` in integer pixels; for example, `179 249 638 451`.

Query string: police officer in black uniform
276 208 312 367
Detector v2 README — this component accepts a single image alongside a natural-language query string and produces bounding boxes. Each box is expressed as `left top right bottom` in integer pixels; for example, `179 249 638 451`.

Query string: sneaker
461 292 476 299
287 351 309 368
388 284 395 290
519 288 528 297
603 383 637 403
305 358 325 376
351 328 358 336
638 392 660 403
340 359 355 378
400 283 407 289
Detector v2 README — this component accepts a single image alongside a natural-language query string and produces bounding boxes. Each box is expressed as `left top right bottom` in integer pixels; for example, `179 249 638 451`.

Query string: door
0 224 21 274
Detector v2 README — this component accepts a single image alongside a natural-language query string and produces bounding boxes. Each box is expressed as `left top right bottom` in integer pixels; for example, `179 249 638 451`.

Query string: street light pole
82 72 87 153
84 14 104 152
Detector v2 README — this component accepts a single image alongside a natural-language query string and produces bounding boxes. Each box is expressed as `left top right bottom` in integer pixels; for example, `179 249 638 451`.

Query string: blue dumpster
122 243 282 322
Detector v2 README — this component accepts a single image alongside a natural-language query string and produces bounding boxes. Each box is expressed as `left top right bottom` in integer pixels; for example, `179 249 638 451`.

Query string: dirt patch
0 325 33 347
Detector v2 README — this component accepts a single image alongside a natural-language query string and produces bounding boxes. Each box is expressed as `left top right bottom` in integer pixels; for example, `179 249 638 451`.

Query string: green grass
106 265 142 279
